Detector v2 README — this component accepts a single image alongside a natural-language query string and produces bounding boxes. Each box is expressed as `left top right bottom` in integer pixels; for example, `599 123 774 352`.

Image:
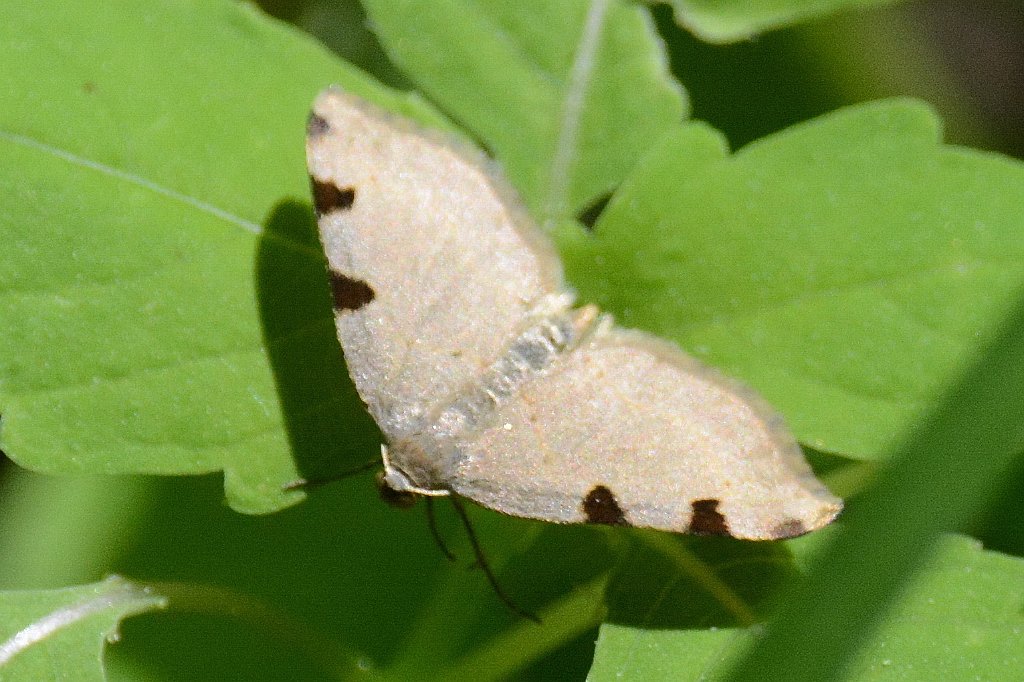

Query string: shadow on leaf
253 199 381 486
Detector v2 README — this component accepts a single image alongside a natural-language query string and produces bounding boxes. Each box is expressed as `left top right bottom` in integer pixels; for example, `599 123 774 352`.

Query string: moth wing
450 326 842 540
306 89 564 440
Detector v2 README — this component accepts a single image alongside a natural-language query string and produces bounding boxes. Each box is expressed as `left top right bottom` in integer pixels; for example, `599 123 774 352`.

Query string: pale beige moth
305 87 842 543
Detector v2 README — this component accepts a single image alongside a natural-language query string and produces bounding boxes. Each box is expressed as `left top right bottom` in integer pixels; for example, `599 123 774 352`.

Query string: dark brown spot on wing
329 271 375 311
583 485 628 525
688 499 731 536
311 180 355 217
307 112 330 137
771 518 808 539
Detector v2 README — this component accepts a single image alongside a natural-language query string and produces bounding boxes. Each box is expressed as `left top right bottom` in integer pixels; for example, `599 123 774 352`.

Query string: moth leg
449 496 540 624
424 497 456 562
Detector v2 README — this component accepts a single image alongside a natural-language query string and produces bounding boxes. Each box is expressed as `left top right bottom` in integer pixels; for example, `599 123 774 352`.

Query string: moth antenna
282 459 379 491
424 497 457 562
449 495 541 624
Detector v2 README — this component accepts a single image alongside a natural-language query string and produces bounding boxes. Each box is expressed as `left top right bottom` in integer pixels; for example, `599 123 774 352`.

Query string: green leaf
559 99 1024 458
590 534 1024 680
607 529 802 629
659 0 903 43
723 289 1024 679
0 0 448 513
361 0 687 224
0 576 165 681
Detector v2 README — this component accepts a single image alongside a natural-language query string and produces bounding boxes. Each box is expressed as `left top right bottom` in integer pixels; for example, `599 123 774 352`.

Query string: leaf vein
0 129 262 234
544 0 610 223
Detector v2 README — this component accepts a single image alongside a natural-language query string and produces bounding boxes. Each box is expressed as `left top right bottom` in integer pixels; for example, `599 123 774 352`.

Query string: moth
306 87 841 545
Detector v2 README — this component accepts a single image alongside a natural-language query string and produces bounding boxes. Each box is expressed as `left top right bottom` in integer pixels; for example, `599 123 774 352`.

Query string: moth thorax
426 307 601 442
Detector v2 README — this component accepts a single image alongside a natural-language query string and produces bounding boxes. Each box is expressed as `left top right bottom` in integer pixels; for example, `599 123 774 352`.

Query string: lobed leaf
0 0 446 513
361 0 688 225
560 100 1024 458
